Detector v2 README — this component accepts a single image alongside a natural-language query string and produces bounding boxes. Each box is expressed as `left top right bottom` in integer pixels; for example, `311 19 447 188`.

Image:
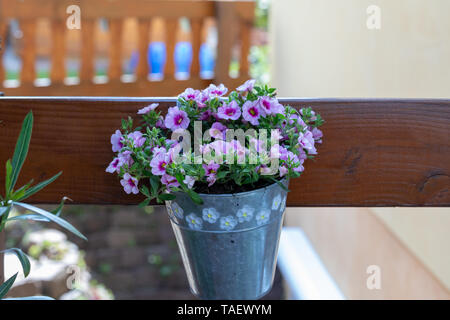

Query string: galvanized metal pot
165 179 288 300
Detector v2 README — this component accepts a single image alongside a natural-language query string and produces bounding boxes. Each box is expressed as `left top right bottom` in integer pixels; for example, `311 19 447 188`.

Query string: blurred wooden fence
0 0 255 96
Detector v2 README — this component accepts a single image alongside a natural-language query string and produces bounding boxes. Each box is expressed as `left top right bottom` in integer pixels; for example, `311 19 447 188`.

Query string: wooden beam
0 98 448 206
0 0 217 20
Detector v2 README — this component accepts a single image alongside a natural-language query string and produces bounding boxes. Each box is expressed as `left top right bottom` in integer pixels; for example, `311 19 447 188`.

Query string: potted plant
107 80 323 299
0 111 86 300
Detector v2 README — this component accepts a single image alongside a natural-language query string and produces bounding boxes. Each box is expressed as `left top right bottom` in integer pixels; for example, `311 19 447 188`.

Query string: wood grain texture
164 19 177 79
0 98 448 206
20 20 36 83
136 19 151 80
0 20 6 86
80 20 95 83
108 19 123 80
190 19 202 77
50 20 66 82
0 0 216 20
239 19 251 76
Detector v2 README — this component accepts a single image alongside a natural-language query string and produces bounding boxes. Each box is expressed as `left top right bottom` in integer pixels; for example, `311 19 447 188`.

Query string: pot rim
182 178 288 198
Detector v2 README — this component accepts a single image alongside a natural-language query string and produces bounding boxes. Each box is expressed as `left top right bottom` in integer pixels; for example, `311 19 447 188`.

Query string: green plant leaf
5 160 12 197
13 202 87 241
51 196 71 217
268 177 290 192
0 206 11 219
149 176 159 195
138 198 151 208
0 273 18 299
16 172 62 202
187 189 203 205
6 214 50 223
159 193 176 201
10 179 34 201
9 111 33 194
3 296 55 300
2 248 31 277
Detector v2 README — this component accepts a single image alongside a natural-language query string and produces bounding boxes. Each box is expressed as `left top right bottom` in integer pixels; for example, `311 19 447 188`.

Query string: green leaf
16 172 62 202
0 206 11 219
10 179 34 201
140 185 150 197
3 296 55 300
187 189 203 205
13 202 87 241
9 111 33 194
149 176 159 195
6 214 50 223
5 160 12 197
2 248 31 277
51 196 71 217
159 193 176 201
268 177 290 192
138 198 151 208
0 273 17 299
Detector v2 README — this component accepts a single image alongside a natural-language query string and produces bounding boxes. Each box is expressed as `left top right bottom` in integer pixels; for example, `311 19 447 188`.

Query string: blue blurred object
148 42 166 77
199 43 215 78
128 50 139 74
174 41 192 78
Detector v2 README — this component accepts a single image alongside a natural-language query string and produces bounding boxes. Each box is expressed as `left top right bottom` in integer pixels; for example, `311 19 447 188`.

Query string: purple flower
209 122 227 140
257 96 284 115
312 128 323 143
179 88 201 101
120 173 139 194
111 130 124 152
118 150 134 166
106 157 123 173
216 101 241 120
298 131 316 153
203 162 219 186
285 151 304 173
236 79 256 92
137 103 159 115
227 140 247 162
242 101 262 126
206 175 216 187
203 162 220 176
279 165 288 177
270 144 288 160
150 152 170 176
286 113 306 128
155 116 166 129
183 175 196 189
206 84 228 97
128 131 146 148
164 107 190 131
161 174 180 188
196 91 210 108
199 109 212 121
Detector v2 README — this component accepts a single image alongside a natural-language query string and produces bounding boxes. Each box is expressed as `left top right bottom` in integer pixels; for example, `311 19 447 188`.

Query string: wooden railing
0 97 449 206
0 0 255 96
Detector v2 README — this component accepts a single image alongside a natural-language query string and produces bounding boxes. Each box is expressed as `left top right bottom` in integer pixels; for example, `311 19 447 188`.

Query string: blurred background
1 0 449 299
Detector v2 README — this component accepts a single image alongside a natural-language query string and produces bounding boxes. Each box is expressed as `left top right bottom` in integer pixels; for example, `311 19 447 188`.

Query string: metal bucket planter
165 179 289 300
